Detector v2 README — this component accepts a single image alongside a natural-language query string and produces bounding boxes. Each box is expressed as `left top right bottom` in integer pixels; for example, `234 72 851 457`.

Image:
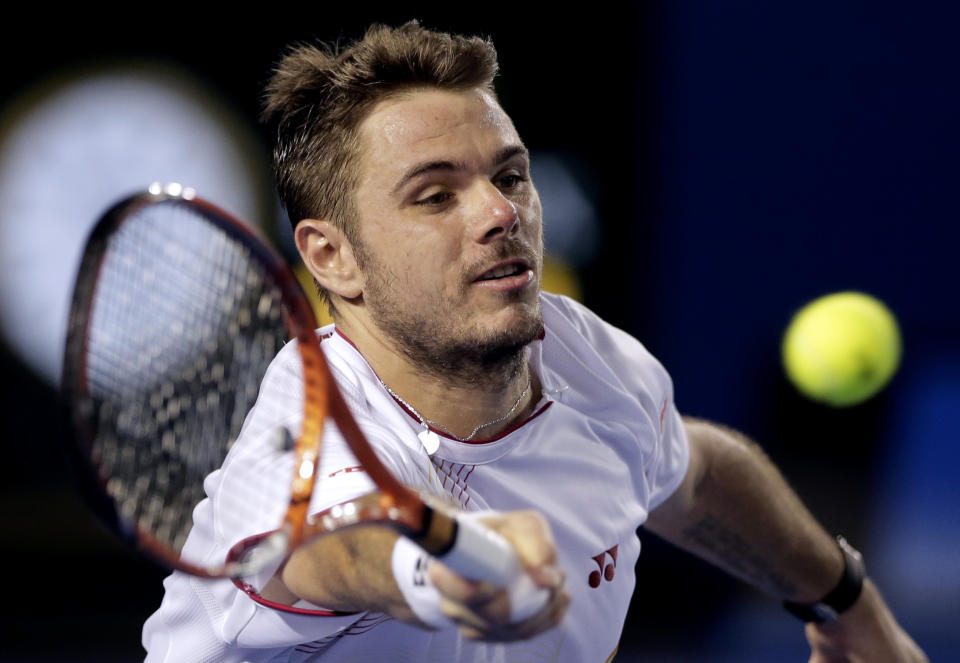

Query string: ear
294 219 363 300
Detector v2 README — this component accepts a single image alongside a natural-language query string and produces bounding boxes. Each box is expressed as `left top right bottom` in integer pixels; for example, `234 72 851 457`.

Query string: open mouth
476 261 529 281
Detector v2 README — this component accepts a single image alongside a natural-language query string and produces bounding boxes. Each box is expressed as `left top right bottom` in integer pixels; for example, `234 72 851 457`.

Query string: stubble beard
361 249 543 391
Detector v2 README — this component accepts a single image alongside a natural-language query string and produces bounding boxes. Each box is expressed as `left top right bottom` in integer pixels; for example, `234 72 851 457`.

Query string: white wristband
391 536 453 630
446 509 550 623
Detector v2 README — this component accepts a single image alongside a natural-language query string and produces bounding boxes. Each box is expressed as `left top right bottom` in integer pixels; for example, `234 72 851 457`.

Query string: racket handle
437 513 551 623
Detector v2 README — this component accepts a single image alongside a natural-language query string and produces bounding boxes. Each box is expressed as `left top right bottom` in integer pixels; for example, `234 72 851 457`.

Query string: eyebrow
391 144 529 195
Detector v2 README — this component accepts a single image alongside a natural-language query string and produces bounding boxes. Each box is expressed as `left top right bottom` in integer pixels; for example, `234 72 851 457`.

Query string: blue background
1 2 956 661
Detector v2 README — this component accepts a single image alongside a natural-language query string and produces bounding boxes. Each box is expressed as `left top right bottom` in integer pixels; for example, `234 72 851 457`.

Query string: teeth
484 264 523 279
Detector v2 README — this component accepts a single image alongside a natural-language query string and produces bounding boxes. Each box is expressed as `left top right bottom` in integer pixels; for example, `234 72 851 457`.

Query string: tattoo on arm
682 514 798 598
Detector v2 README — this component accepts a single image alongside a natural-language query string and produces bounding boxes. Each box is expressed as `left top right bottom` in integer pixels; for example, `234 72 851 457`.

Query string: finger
440 594 500 633
439 587 521 631
806 623 851 663
500 591 570 641
808 655 849 663
483 511 558 574
429 560 499 605
450 588 570 642
526 563 565 591
458 594 569 642
807 646 851 662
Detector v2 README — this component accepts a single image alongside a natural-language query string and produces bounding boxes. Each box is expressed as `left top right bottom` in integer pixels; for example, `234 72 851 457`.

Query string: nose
474 181 519 242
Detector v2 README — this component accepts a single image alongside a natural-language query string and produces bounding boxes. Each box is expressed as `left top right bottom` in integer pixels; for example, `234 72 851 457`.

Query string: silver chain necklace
379 376 531 453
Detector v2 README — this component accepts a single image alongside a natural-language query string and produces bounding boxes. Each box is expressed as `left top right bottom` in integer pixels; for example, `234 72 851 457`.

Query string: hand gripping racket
62 183 548 618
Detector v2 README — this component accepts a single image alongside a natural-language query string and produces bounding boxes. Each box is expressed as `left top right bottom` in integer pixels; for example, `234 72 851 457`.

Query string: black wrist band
783 536 865 623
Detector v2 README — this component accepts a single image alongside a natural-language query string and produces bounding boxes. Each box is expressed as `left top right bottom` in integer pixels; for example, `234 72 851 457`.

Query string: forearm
646 417 843 602
265 511 569 639
269 526 421 623
648 417 928 662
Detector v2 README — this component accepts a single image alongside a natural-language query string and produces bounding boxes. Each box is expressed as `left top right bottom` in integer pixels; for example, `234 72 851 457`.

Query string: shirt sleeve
539 292 691 511
232 340 423 630
144 338 420 656
646 393 691 510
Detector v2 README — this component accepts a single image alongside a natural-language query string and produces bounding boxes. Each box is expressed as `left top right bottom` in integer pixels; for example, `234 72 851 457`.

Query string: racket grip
437 513 551 623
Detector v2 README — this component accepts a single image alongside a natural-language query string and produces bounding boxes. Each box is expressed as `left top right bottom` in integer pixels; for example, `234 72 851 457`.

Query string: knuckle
516 509 548 530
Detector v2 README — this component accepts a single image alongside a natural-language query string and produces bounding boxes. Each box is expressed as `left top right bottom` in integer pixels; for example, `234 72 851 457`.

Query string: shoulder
248 324 426 462
537 294 690 508
540 292 655 358
538 292 674 400
254 324 374 412
317 327 440 487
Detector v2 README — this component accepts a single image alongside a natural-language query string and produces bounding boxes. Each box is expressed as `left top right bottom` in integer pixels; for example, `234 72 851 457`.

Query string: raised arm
645 416 927 663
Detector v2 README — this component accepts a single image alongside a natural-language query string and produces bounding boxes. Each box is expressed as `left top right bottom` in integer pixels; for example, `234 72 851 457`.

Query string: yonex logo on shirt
588 545 619 588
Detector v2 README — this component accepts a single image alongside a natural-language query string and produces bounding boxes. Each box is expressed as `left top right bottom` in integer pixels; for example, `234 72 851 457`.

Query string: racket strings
83 202 290 554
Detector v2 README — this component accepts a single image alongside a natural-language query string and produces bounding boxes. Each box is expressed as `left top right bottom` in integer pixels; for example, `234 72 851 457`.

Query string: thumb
806 623 850 663
808 651 849 663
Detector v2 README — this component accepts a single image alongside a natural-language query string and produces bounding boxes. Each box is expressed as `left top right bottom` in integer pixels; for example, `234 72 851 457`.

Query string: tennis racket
62 183 547 616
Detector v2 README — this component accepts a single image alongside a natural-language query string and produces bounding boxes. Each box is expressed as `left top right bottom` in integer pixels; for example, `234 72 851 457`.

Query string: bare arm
264 526 414 617
646 417 842 602
645 416 927 662
263 511 569 641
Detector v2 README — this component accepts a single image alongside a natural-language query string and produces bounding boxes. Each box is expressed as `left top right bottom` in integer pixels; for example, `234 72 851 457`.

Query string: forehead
357 88 520 176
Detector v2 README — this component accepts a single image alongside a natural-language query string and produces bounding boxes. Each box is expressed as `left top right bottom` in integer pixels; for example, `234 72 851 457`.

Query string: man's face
351 87 544 379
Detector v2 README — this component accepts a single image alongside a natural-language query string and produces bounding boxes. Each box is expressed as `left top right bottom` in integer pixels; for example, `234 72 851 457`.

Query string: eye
496 172 527 190
415 191 454 207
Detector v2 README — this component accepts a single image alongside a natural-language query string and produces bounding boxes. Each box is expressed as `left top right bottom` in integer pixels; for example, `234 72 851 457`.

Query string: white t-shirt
143 292 690 662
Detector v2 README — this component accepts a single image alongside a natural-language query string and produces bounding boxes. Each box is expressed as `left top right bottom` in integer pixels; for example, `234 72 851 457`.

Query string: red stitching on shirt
433 460 476 508
293 615 393 653
460 465 476 507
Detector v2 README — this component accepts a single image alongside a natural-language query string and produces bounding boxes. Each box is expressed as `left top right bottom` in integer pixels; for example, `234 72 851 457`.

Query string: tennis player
143 21 927 662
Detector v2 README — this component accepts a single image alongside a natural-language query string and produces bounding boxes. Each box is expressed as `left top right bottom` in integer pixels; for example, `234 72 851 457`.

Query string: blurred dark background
1 2 957 661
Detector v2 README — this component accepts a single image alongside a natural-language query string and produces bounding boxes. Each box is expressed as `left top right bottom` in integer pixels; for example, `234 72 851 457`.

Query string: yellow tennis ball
782 292 902 407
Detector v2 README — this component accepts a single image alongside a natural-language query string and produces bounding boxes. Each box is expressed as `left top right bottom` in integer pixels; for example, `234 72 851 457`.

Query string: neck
335 314 540 441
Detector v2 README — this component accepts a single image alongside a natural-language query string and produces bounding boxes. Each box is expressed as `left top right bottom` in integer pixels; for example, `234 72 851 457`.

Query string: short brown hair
262 21 499 307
